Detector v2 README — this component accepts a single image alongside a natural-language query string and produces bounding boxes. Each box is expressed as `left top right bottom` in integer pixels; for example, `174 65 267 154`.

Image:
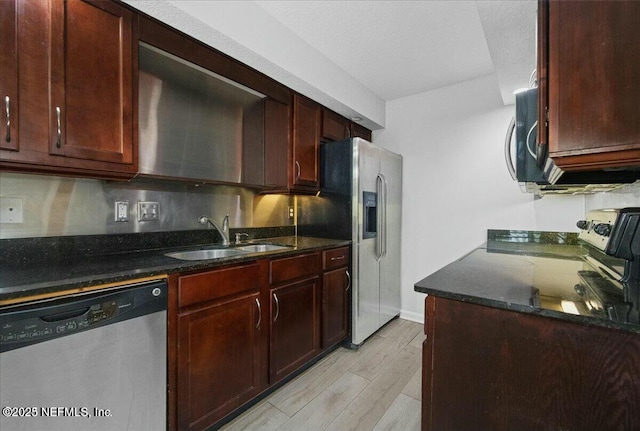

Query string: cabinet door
546 0 640 170
322 109 350 142
264 98 290 189
0 0 18 151
351 123 372 141
292 94 320 190
422 296 640 431
322 267 349 348
177 291 263 431
49 0 134 168
269 277 320 383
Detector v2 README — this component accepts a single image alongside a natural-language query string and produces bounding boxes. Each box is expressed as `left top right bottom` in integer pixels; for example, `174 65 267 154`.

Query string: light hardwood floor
221 318 425 431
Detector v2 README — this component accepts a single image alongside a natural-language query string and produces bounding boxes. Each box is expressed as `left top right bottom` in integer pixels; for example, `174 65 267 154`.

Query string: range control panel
577 209 621 252
578 208 640 261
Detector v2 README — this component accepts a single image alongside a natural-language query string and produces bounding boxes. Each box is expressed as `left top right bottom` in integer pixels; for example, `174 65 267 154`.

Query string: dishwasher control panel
0 281 166 352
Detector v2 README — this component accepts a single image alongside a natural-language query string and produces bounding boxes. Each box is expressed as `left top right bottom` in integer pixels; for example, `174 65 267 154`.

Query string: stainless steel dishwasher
0 280 167 431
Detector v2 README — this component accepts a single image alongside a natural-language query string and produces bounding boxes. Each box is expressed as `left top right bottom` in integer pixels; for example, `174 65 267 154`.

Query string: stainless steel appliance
318 138 402 346
504 88 637 194
0 280 167 431
577 208 640 324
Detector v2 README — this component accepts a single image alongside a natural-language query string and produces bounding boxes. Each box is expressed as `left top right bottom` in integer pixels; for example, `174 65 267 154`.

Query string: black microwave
505 88 638 191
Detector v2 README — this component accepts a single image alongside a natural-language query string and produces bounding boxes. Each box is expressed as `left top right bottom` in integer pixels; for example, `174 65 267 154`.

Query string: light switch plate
0 197 24 223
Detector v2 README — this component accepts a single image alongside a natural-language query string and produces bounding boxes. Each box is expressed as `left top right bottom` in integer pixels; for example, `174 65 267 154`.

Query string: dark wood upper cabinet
264 98 291 189
0 0 137 179
50 0 135 166
322 108 372 143
540 0 640 171
0 0 18 152
322 109 351 142
292 94 321 191
351 122 372 141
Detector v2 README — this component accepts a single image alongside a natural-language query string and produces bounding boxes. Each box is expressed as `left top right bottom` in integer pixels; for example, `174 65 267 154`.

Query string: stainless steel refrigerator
306 138 402 346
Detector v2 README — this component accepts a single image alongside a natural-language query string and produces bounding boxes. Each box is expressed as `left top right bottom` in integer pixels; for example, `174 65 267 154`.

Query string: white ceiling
254 0 536 104
127 0 536 129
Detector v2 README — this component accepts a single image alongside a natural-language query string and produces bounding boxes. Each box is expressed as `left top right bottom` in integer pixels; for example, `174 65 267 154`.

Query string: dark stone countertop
0 231 349 304
414 230 640 334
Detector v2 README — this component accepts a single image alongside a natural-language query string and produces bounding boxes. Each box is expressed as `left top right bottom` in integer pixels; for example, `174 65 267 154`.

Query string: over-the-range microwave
504 87 638 194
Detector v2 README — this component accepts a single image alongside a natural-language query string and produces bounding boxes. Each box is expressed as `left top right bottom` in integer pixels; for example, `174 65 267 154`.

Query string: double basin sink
165 243 292 261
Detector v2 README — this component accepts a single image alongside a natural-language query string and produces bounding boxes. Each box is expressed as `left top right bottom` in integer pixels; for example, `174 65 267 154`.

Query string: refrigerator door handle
376 174 383 260
378 173 388 258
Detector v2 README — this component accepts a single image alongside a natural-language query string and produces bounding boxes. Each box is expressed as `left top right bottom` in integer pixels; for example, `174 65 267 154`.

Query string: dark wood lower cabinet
269 277 320 383
322 267 349 348
422 296 640 431
177 291 263 431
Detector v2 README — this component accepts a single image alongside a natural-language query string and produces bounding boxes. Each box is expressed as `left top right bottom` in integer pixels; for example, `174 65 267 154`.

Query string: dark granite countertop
414 230 640 334
0 230 349 304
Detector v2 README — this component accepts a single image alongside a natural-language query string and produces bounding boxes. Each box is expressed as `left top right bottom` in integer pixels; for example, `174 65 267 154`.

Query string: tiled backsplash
586 181 640 211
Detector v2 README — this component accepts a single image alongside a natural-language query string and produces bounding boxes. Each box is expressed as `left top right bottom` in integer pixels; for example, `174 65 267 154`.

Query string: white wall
374 74 585 323
125 0 385 129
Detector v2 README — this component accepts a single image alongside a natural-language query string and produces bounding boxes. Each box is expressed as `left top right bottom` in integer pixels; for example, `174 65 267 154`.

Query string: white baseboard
400 309 424 324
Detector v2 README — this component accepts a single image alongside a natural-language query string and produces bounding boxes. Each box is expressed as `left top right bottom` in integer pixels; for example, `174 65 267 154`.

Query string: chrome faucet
199 214 230 246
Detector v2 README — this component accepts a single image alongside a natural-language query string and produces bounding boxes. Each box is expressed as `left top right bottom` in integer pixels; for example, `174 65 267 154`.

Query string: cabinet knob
594 223 612 237
576 220 589 230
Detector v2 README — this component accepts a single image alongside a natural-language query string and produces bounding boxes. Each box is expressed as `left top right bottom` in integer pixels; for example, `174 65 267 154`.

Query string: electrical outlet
0 197 23 223
115 201 129 222
138 201 159 222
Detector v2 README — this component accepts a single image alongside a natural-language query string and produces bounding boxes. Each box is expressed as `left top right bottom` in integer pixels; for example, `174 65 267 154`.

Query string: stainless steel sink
235 244 292 253
164 243 293 261
165 248 248 261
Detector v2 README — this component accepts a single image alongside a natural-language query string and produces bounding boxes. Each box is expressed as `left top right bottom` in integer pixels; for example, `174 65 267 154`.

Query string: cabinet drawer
269 252 320 284
179 262 261 308
323 246 350 271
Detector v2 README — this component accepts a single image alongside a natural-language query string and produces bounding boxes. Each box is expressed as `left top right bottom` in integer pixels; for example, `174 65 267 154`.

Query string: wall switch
115 201 129 222
138 201 159 222
0 197 24 223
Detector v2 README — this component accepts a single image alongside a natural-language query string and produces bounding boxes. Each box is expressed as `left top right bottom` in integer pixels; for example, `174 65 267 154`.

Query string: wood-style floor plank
324 344 422 431
277 372 369 431
371 393 421 431
222 319 424 431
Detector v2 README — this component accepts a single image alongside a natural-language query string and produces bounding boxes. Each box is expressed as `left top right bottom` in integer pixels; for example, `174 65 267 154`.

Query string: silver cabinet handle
330 255 345 261
255 297 261 330
273 293 280 322
4 96 10 143
295 161 301 181
345 270 351 292
55 106 62 148
504 117 517 181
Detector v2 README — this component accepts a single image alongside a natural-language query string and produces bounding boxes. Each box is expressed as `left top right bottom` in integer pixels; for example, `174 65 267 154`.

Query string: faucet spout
199 214 230 246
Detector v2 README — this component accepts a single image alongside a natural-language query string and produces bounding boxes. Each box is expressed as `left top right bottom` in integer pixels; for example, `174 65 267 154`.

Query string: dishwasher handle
40 307 90 323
